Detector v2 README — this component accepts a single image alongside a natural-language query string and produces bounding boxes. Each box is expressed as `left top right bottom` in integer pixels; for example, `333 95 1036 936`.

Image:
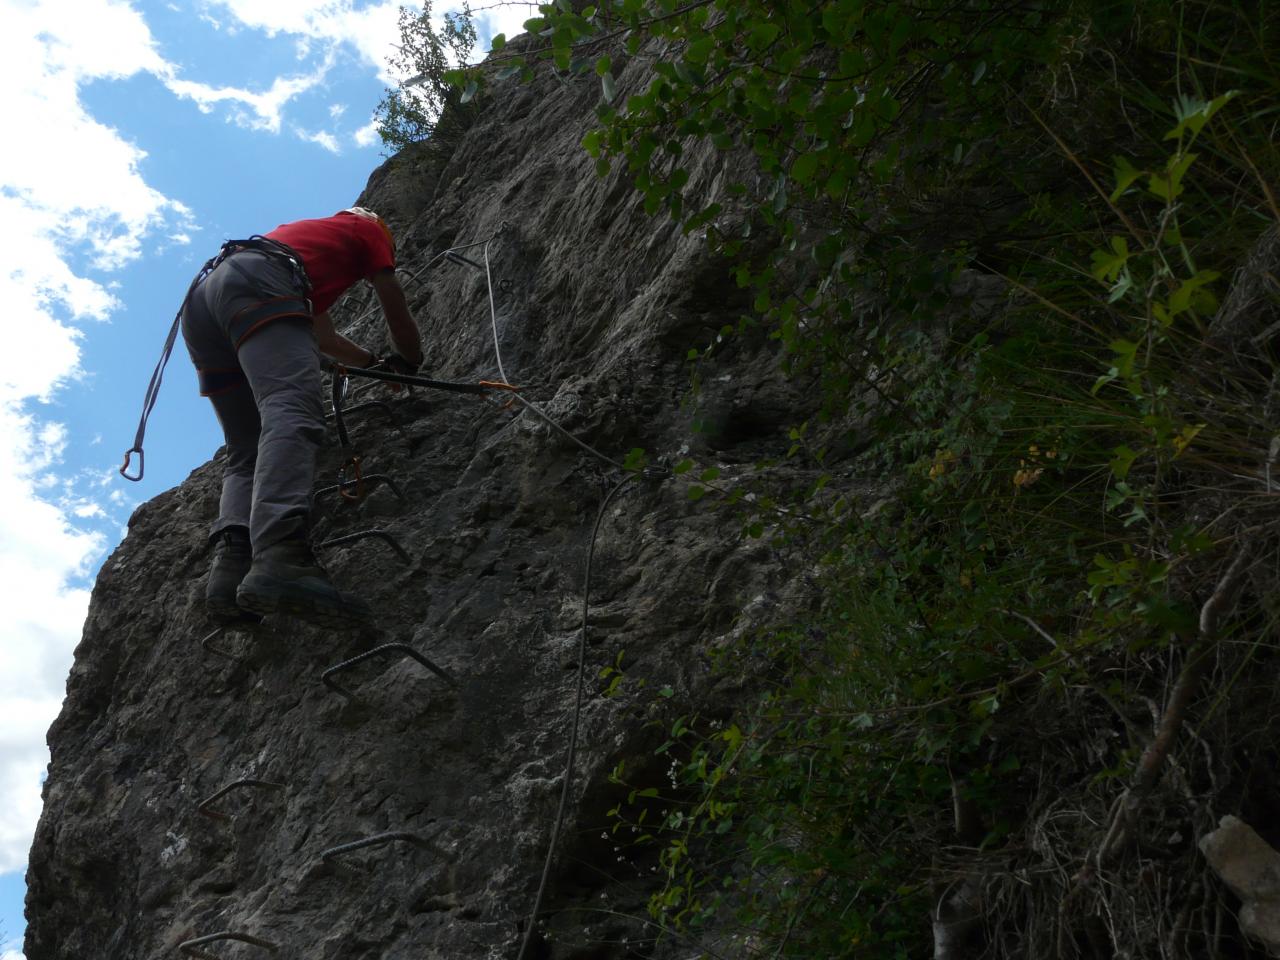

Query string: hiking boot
235 536 372 628
206 527 256 622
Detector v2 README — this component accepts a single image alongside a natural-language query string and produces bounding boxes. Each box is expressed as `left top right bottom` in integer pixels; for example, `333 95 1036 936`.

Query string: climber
180 207 424 627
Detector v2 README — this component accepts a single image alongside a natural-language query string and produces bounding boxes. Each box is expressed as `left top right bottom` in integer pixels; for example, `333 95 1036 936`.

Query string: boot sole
237 583 372 629
206 596 263 625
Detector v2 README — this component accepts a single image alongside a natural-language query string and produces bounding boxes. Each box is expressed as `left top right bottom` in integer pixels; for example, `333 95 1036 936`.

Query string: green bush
375 2 476 151
389 0 1280 954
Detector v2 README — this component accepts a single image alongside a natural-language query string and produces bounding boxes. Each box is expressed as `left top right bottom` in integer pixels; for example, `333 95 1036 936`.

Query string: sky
0 1 535 954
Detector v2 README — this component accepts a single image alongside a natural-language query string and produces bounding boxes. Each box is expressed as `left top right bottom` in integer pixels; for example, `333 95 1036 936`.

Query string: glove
384 352 422 376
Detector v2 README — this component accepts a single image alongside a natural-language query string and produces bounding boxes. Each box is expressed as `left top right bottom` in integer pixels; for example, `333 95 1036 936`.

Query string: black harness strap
120 236 310 482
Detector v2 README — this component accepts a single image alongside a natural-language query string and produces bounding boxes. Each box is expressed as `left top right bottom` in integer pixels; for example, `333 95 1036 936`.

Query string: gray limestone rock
24 40 817 960
1199 815 1280 956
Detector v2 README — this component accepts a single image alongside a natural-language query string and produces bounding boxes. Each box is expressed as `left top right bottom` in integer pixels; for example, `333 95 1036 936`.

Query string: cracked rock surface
26 52 816 960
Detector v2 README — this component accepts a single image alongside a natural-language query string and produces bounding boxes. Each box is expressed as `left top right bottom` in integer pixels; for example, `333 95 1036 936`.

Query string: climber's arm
312 310 376 367
370 269 424 366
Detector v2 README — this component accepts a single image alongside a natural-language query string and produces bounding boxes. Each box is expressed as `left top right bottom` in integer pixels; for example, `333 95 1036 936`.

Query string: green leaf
1109 156 1143 202
595 54 612 77
699 467 720 482
491 32 506 51
791 151 820 184
460 79 479 104
686 37 713 63
1090 236 1130 282
1168 270 1221 317
1149 152 1197 201
1109 444 1138 479
1164 90 1238 142
1109 338 1139 379
749 22 781 49
688 486 707 501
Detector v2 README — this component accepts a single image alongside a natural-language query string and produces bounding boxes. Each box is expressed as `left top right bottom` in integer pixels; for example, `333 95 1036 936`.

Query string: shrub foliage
383 1 1279 956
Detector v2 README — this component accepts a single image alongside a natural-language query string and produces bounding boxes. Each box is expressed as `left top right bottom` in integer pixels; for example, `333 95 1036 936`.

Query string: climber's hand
384 352 421 376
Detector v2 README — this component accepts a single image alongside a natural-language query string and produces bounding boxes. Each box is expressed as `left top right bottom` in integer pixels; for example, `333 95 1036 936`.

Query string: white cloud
166 54 334 134
0 0 180 876
300 129 342 153
354 118 380 148
0 403 103 875
206 1 540 83
207 0 403 80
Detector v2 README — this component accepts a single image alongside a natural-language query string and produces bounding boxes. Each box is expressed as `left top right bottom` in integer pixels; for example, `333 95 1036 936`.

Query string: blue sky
0 1 532 953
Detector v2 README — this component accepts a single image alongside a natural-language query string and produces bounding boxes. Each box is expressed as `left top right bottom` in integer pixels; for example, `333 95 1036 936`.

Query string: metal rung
445 250 484 271
179 931 279 958
312 473 404 504
198 624 257 662
196 779 287 822
318 530 410 563
325 399 395 423
321 642 457 699
321 830 432 863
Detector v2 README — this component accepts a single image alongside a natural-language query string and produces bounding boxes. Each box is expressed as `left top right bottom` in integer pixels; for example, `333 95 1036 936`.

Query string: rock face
25 52 811 960
1199 816 1280 957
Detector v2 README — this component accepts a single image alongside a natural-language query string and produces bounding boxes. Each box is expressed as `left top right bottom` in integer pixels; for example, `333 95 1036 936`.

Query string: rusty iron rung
312 473 404 504
445 250 485 271
318 529 411 563
196 779 287 822
179 931 279 958
198 626 237 661
325 399 395 423
321 642 457 699
198 623 258 661
320 830 432 863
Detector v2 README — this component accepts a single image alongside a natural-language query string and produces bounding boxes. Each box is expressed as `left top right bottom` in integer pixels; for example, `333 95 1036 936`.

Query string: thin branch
1065 545 1252 908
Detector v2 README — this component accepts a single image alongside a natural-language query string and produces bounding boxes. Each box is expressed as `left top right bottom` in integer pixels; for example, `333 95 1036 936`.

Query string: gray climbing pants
181 250 322 552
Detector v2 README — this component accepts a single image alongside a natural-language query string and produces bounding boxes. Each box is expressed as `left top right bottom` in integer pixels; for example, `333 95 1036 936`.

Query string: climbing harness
120 236 310 481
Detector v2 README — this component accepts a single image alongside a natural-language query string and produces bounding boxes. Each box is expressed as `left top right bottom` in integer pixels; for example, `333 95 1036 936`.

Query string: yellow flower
929 449 957 479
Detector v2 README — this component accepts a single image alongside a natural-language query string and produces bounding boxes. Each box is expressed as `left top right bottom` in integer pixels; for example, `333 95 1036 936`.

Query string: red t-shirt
267 213 396 314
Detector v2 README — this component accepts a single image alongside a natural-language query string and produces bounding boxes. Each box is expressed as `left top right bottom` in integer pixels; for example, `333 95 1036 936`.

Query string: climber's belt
227 296 313 349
